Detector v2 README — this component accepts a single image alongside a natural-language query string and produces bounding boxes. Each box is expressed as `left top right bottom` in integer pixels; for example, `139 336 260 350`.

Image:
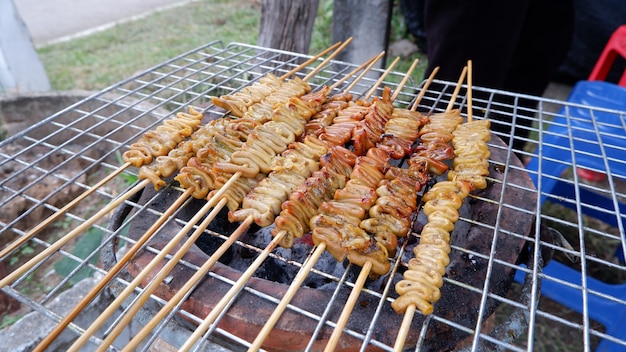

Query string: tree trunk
332 0 392 69
257 0 320 57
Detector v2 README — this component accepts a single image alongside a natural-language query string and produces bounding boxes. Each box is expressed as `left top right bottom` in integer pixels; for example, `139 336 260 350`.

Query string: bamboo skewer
248 242 327 351
302 38 353 82
392 65 469 352
179 229 288 352
391 58 420 101
65 170 241 352
33 186 194 352
279 41 343 80
0 179 149 289
0 163 131 260
335 51 385 92
446 66 469 113
411 66 440 111
324 260 372 352
467 60 473 122
364 56 401 100
94 196 233 352
122 215 255 352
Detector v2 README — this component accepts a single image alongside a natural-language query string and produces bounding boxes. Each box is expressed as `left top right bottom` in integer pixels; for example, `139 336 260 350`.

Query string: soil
0 140 127 325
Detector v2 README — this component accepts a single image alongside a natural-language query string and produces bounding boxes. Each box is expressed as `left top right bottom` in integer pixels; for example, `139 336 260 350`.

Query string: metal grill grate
0 41 625 352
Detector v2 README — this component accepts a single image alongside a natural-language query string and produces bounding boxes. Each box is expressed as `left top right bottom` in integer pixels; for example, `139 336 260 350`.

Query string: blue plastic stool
514 262 626 351
517 80 626 351
526 80 626 230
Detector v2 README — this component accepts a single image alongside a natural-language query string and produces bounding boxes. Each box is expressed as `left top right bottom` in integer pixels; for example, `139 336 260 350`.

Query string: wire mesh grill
0 41 625 352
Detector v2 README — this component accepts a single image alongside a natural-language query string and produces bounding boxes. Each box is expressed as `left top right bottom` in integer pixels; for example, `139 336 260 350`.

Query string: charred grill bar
0 42 625 351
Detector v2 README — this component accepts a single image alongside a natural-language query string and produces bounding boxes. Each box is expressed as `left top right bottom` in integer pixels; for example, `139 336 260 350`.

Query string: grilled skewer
55 50 394 352
178 60 409 352
30 42 354 352
250 61 440 351
392 61 492 351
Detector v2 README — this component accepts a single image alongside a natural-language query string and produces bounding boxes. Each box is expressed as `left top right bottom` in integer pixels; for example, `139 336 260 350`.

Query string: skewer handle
412 66 439 111
393 304 416 352
280 42 342 80
467 60 473 122
122 215 254 352
33 187 193 352
364 56 400 100
391 58 419 101
323 260 373 352
329 52 384 91
303 38 353 82
0 179 148 289
179 230 288 352
95 196 232 351
0 162 131 260
446 66 468 113
248 243 327 351
66 195 225 352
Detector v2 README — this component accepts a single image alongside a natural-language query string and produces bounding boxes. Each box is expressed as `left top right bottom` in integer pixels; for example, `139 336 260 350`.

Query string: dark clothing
422 0 575 151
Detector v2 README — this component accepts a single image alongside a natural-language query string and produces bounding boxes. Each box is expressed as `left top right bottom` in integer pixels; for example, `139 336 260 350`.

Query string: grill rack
0 41 624 351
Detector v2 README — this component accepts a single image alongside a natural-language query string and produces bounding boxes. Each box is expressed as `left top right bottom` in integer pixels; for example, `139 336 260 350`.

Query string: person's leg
423 0 530 88
500 0 575 153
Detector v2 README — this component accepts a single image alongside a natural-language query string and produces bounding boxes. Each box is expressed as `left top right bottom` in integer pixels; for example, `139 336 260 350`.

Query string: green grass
38 0 262 91
38 0 425 92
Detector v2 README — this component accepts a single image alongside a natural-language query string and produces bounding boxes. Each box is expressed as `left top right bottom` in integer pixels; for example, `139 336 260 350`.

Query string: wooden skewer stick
466 60 473 122
446 66 468 113
329 51 385 92
179 230 288 352
33 187 194 352
411 66 440 112
391 58 420 101
65 171 242 352
324 260 373 352
248 242 327 351
279 41 343 80
0 162 131 260
65 195 229 352
303 38 353 82
393 304 417 352
122 215 255 352
0 178 149 289
93 196 236 352
364 56 401 100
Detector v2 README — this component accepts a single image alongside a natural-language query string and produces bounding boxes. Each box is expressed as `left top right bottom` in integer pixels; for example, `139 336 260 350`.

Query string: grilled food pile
121 69 491 316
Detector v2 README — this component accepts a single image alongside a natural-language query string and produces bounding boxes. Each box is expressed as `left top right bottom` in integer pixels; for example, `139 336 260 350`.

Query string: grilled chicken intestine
228 135 329 226
392 117 491 316
123 107 204 168
310 148 390 273
211 74 307 118
447 119 491 190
